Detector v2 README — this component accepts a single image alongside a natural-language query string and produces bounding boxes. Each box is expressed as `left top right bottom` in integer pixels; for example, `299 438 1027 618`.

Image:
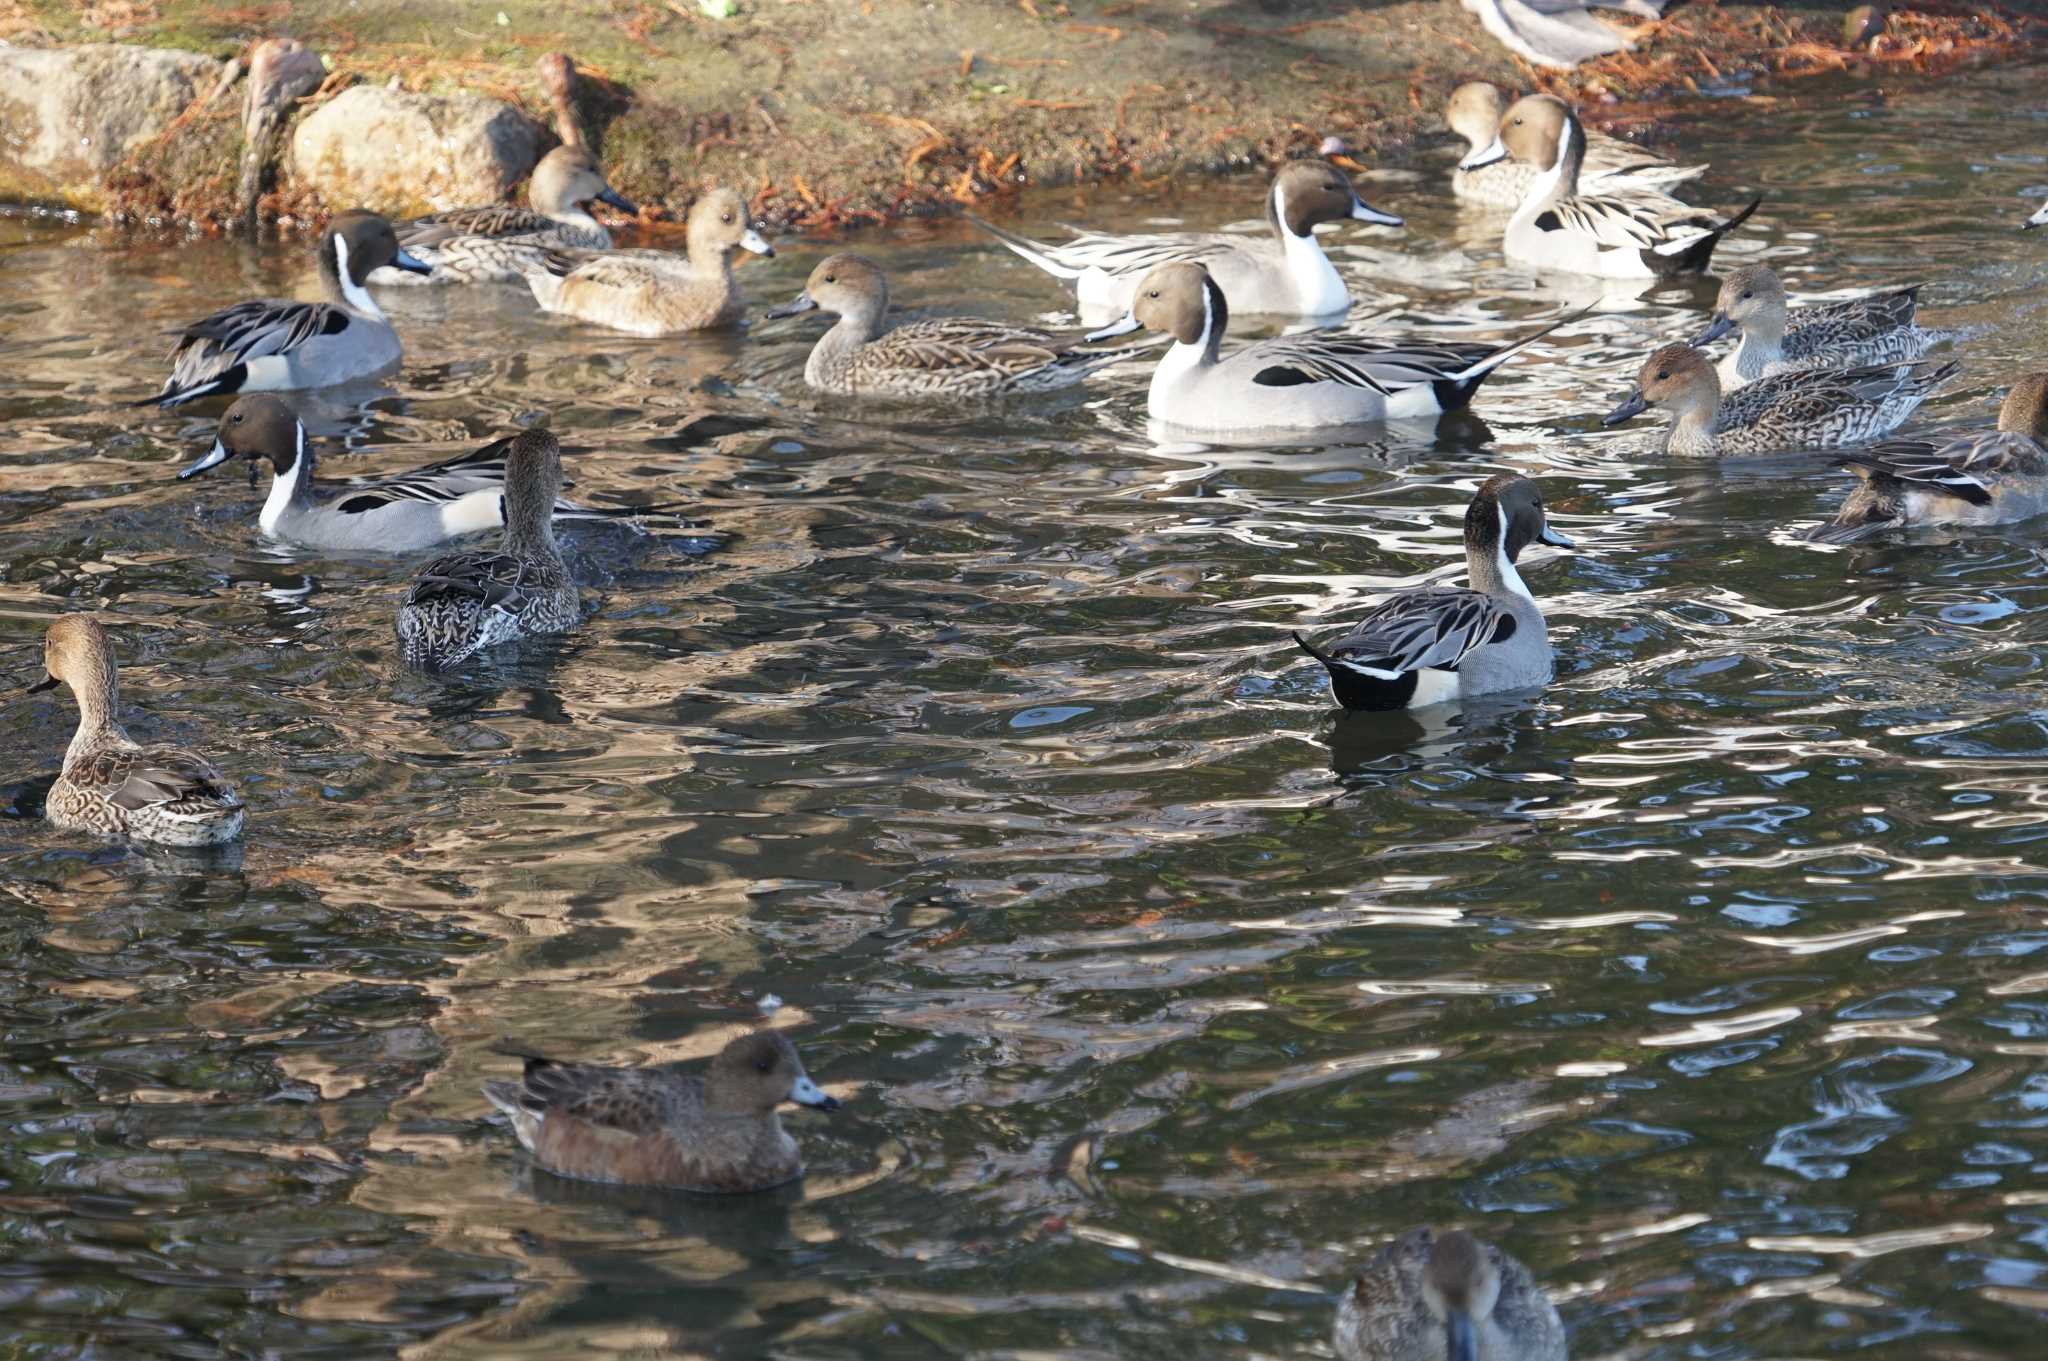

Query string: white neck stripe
1494 502 1532 602
332 236 385 320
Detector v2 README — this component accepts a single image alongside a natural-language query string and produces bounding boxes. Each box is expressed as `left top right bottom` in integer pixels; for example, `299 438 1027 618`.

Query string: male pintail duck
27 615 244 847
970 158 1401 318
181 395 682 552
1083 262 1568 434
1815 373 2048 541
2026 196 2047 230
372 145 639 286
482 1030 840 1191
140 210 429 407
1461 94 1760 279
1334 1226 1566 1361
523 186 771 335
767 253 1123 398
1445 81 1705 208
395 428 581 669
1293 474 1572 711
1694 265 1926 390
1603 342 1958 456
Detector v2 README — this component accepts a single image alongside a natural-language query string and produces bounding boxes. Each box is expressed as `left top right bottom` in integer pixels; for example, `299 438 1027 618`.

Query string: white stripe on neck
333 236 385 319
258 421 306 536
1494 503 1533 603
1150 283 1214 403
1273 179 1349 315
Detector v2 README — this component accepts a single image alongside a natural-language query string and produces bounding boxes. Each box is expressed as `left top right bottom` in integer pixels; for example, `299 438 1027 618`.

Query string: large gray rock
290 84 542 217
0 43 226 207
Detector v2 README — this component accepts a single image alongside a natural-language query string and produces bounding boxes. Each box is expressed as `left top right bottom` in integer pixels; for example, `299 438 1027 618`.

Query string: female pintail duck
970 158 1401 318
1083 262 1566 434
1814 373 2048 540
1334 1226 1566 1361
372 145 639 286
1461 94 1760 279
395 428 581 670
181 395 682 553
1694 265 1926 390
482 1030 840 1191
523 186 771 335
27 615 244 847
1293 474 1572 711
140 211 430 408
1603 342 1957 456
1445 81 1705 209
767 253 1123 398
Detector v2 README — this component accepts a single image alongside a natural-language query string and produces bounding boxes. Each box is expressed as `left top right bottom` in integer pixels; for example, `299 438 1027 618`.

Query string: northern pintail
1334 1225 1566 1361
180 395 680 552
1445 81 1704 208
483 1030 840 1191
371 145 638 286
1461 94 1760 278
141 211 429 407
767 253 1122 398
2026 196 2047 229
1816 373 2048 540
1603 342 1958 456
1083 263 1565 433
395 428 581 669
971 158 1401 317
523 186 771 334
1694 265 1926 389
1293 474 1571 711
27 615 245 847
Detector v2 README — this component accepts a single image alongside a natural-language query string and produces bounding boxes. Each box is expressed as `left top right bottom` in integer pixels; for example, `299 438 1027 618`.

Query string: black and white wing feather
1304 588 1520 678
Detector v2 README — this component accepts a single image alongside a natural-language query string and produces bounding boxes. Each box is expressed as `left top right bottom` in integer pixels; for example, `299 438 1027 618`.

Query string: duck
767 253 1124 398
370 144 639 287
1444 81 1705 208
1082 262 1567 434
1814 373 2048 540
139 210 430 407
1602 342 1958 456
1293 473 1572 711
394 427 581 670
179 395 684 553
482 1030 841 1191
2026 195 2047 230
522 186 771 335
1334 1225 1566 1361
1460 94 1760 279
27 615 245 847
969 158 1402 318
1694 264 1926 390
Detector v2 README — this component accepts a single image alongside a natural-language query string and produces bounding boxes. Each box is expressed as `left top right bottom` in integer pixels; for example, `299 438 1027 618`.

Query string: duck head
1084 261 1228 354
707 1031 840 1115
1695 265 1787 348
181 394 305 485
1269 158 1401 236
765 252 887 326
1420 1230 1501 1361
531 144 638 217
1606 342 1720 427
688 186 772 260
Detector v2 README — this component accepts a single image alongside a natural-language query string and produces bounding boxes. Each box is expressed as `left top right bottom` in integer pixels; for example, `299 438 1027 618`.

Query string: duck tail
1648 195 1762 275
133 363 249 409
1432 307 1591 412
967 213 1085 281
552 498 708 532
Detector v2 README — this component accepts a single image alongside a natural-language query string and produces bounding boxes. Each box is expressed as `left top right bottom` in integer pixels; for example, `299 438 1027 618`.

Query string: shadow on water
2 60 2048 1361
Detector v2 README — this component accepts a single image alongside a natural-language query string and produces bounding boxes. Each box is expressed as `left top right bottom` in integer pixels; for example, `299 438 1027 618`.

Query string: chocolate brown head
705 1031 839 1115
1999 373 2048 439
181 394 305 482
1269 158 1401 236
1605 343 1721 426
324 209 428 285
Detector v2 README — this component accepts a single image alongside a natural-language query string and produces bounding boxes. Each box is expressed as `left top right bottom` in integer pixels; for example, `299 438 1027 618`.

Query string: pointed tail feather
133 363 248 409
968 213 1086 282
1649 195 1762 274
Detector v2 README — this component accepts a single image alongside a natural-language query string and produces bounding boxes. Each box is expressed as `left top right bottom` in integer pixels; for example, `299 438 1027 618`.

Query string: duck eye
1656 370 1670 381
755 1055 775 1073
722 212 734 224
1740 290 1752 299
823 274 836 284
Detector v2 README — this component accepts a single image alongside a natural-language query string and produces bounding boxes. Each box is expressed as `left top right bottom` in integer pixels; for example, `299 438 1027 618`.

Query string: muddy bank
1 0 2041 234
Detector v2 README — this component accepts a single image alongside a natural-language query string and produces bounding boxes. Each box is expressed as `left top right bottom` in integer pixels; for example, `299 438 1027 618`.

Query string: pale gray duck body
30 615 244 848
1334 1226 1566 1361
371 145 638 286
144 211 430 407
1695 265 1928 389
1294 474 1572 711
1816 374 2048 539
1605 342 1957 456
971 158 1402 317
395 428 581 669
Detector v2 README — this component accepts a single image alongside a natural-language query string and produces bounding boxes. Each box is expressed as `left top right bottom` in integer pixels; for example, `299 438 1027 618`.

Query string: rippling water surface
4 63 2048 1360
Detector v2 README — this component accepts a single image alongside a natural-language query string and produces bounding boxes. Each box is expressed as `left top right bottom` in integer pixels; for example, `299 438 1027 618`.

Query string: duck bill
27 672 59 695
739 227 775 258
2025 206 2048 230
789 1075 841 1112
1459 135 1508 171
765 291 816 320
1603 390 1648 426
1085 313 1145 342
179 438 233 480
1539 524 1575 548
1350 196 1403 227
393 248 433 277
596 186 638 214
1444 1308 1477 1361
1693 312 1737 346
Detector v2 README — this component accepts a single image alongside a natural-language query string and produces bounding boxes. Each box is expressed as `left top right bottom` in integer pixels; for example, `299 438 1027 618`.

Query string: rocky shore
0 1 2039 235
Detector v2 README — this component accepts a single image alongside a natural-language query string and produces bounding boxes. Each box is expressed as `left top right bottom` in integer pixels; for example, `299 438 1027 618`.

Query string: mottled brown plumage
1334 1226 1565 1361
524 187 770 334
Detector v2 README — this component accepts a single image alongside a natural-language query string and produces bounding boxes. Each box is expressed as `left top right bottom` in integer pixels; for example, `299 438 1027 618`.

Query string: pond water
3 59 2048 1361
